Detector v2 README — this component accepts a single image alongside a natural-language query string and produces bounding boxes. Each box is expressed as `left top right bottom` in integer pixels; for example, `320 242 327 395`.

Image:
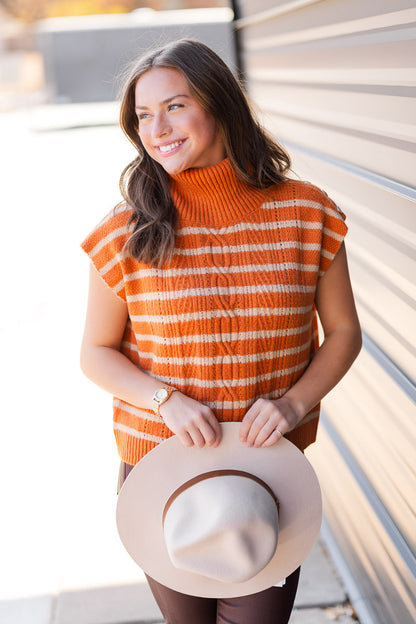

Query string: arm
80 264 221 448
239 243 362 447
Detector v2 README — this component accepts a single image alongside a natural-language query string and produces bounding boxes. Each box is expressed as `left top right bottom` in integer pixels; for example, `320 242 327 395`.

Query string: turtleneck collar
169 158 270 227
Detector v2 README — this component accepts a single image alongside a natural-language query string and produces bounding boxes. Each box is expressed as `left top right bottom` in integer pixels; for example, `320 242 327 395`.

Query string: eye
168 103 183 112
138 112 151 121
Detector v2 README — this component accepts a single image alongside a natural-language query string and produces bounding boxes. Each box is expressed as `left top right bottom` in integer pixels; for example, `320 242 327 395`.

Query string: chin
161 161 188 175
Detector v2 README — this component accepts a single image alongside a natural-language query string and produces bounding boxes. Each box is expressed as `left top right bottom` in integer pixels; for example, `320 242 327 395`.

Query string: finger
246 414 269 447
186 423 206 448
177 429 195 447
203 411 222 447
196 414 218 447
261 428 283 447
239 403 261 441
252 420 280 448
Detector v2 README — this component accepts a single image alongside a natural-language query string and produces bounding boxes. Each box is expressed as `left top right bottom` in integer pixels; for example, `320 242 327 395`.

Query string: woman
80 39 361 624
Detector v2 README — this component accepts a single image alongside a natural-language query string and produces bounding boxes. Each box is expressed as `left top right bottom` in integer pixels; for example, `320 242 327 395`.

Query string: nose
152 112 171 139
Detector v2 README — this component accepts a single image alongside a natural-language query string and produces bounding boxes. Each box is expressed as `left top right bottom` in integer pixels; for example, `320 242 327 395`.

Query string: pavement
0 538 358 624
0 102 359 624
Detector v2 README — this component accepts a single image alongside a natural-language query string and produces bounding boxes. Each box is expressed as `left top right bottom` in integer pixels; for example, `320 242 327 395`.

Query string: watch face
155 389 168 402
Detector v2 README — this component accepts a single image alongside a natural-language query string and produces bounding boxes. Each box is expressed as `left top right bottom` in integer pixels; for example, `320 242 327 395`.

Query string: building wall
233 2 416 623
35 8 235 103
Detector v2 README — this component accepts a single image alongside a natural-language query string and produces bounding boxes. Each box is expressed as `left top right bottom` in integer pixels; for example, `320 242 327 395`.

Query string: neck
169 159 269 226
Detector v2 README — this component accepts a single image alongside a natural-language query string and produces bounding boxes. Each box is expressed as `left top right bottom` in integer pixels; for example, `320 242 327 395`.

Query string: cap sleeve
317 189 348 278
81 204 133 301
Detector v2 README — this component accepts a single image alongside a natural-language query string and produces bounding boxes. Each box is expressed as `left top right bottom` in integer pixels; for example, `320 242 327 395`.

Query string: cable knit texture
81 159 347 464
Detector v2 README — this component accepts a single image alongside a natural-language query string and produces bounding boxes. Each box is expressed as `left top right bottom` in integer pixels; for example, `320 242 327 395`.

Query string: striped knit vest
82 158 347 465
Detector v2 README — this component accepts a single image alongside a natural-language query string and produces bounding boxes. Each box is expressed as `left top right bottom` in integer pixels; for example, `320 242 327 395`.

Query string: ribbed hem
114 428 174 467
169 158 269 226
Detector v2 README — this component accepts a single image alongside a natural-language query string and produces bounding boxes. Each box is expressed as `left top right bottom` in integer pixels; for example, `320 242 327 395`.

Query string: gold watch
152 386 177 416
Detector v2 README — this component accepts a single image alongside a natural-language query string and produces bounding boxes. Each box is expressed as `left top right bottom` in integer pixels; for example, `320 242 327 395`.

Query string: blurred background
0 1 415 624
0 0 230 108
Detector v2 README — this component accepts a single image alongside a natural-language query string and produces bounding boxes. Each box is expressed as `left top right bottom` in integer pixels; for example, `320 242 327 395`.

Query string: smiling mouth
157 140 185 154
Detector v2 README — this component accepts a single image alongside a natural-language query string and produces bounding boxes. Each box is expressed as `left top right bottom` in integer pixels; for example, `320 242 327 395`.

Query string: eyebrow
135 94 190 111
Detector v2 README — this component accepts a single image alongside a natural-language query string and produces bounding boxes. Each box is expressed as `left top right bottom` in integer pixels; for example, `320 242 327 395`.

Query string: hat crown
163 474 279 583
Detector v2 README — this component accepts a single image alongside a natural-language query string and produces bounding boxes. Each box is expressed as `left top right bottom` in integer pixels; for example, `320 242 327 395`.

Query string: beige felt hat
116 422 322 598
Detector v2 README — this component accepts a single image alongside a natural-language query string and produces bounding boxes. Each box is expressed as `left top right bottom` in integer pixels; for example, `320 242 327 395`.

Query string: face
134 67 226 175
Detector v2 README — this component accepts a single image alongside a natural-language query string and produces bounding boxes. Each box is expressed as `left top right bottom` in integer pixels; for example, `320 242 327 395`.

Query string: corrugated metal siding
233 1 416 623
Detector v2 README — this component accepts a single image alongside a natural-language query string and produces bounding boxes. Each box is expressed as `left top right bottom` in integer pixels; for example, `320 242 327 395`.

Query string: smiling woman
117 39 291 268
134 67 225 174
80 38 361 624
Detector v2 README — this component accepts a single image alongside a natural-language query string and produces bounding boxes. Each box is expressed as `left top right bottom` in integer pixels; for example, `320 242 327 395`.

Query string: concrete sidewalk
1 538 358 624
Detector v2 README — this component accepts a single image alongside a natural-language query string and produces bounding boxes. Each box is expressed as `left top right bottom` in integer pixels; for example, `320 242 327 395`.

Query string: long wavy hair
119 38 291 267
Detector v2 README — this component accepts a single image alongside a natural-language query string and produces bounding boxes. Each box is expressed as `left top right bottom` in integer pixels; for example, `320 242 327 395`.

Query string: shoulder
88 202 135 239
81 203 136 301
81 203 135 255
269 178 332 204
265 179 346 220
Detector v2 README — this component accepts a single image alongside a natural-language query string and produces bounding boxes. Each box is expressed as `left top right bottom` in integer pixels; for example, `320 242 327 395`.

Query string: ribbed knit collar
169 158 270 227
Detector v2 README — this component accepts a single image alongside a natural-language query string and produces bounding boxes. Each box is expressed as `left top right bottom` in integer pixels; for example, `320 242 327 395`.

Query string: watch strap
152 386 178 416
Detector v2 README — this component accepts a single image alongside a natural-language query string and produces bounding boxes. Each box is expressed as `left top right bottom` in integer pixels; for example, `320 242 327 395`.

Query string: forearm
240 243 361 448
80 264 221 448
283 325 362 422
80 344 222 448
80 344 162 411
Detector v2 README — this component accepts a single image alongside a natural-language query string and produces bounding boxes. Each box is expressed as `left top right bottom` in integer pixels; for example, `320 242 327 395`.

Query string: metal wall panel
234 1 416 622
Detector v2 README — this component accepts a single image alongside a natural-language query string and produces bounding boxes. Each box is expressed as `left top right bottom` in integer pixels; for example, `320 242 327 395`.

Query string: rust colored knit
82 159 347 464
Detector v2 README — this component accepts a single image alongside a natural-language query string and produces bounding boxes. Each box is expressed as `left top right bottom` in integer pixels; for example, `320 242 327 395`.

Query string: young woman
80 39 361 624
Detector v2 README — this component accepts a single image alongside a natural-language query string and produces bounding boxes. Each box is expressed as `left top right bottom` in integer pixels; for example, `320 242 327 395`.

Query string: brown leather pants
118 461 300 624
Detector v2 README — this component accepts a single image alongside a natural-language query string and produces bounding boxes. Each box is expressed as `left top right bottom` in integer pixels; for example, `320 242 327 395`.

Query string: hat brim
116 422 322 598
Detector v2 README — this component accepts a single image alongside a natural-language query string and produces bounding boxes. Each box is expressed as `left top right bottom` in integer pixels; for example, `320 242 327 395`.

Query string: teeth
158 140 183 153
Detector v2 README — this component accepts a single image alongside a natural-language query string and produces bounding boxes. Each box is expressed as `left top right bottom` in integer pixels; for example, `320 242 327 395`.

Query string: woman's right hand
159 392 222 448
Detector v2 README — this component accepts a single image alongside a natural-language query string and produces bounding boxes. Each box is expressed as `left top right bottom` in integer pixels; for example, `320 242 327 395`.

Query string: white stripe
113 399 320 422
122 340 311 365
124 262 317 282
263 199 343 224
323 227 344 242
127 283 315 304
91 203 130 231
98 252 125 294
261 199 328 212
113 422 166 444
113 408 320 443
173 241 320 257
321 248 336 260
155 362 307 389
130 305 313 324
178 218 323 237
89 225 129 257
100 252 123 275
192 387 292 411
113 399 162 424
114 279 124 294
132 323 311 345
113 388 290 415
318 248 336 275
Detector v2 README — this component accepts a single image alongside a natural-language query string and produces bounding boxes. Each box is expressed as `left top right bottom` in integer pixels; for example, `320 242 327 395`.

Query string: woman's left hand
239 397 300 448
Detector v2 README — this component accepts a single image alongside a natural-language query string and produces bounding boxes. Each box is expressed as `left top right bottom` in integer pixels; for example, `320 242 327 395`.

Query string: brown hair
119 38 291 267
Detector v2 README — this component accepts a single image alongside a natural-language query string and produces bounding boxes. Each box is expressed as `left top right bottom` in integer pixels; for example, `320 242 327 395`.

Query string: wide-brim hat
116 422 322 598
